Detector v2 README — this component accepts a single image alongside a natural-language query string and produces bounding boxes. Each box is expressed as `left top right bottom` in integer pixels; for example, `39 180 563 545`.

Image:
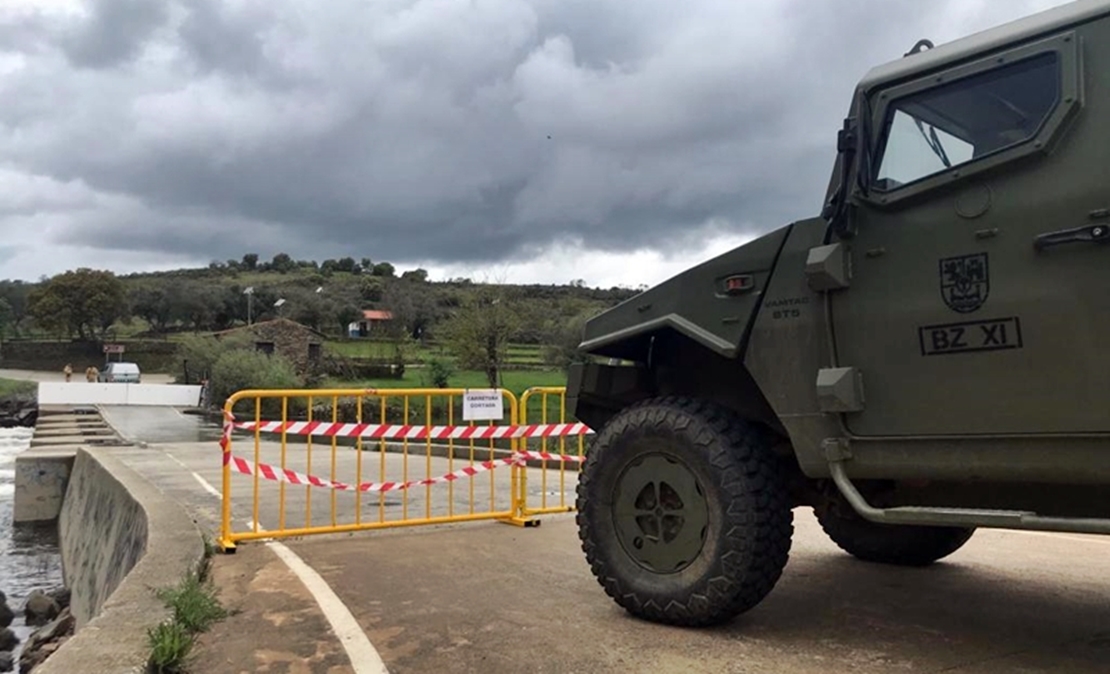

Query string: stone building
212 318 325 375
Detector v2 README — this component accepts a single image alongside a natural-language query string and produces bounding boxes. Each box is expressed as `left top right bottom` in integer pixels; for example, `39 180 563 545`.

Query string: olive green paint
569 0 1110 533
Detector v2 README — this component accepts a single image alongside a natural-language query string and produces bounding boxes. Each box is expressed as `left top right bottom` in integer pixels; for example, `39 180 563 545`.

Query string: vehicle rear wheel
575 396 793 627
815 506 975 566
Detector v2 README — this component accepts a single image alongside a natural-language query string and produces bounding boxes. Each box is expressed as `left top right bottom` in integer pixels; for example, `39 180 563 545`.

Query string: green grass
147 561 228 674
326 339 444 360
148 621 193 673
0 377 35 398
157 573 228 633
332 368 566 396
326 340 548 366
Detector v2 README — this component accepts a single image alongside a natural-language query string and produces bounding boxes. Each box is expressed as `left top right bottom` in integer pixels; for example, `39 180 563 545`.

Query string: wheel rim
612 452 709 573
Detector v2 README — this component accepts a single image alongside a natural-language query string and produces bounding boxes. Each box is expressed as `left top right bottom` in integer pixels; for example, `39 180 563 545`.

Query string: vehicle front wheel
575 397 794 627
815 506 974 566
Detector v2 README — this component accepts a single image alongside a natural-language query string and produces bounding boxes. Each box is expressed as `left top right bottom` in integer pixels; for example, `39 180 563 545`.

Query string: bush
426 357 454 388
175 332 252 384
156 573 227 633
211 349 301 414
542 312 593 371
324 357 404 380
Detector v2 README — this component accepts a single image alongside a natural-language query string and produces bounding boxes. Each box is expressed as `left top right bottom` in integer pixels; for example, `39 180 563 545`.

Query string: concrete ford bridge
10 380 1110 673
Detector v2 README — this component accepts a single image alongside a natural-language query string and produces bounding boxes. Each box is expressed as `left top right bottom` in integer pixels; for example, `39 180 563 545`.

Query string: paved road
94 407 1110 674
97 405 222 445
279 514 1110 674
0 368 175 384
99 405 578 532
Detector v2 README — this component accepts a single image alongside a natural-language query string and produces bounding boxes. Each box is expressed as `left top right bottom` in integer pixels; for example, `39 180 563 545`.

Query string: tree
542 311 596 371
173 281 219 330
0 281 32 337
442 289 521 387
215 284 280 327
284 288 333 332
242 253 259 271
27 268 126 339
336 306 361 336
359 276 385 302
270 253 296 274
401 268 428 283
0 298 12 337
336 257 357 273
129 281 176 333
382 279 438 341
371 262 395 277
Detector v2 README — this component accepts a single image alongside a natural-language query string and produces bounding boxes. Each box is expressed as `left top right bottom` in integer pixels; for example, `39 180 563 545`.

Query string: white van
99 362 142 383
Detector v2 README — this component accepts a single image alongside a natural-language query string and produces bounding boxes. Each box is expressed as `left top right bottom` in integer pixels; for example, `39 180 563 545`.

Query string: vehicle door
829 29 1110 436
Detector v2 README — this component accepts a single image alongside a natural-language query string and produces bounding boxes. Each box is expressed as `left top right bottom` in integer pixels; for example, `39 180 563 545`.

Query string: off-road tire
815 507 975 566
575 396 793 627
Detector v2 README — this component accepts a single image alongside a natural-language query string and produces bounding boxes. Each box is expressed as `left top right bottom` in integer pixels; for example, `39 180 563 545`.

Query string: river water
0 427 64 660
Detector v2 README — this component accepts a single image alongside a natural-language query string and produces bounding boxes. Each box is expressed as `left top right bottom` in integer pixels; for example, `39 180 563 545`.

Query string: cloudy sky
0 0 1072 287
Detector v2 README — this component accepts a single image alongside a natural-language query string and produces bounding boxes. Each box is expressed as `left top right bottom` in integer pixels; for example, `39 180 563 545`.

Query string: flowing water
0 428 64 660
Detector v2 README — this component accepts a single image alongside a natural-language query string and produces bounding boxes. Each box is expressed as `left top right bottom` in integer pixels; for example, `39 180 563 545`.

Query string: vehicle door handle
1033 224 1110 251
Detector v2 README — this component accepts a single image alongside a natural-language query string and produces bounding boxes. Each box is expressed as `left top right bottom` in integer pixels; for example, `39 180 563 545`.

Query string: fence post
218 399 236 552
503 389 537 528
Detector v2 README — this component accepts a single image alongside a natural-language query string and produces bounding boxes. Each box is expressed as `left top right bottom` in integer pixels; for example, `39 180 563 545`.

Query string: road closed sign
462 389 504 421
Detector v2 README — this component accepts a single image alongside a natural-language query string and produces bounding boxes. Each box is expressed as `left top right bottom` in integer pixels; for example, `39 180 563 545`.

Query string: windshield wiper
913 118 952 168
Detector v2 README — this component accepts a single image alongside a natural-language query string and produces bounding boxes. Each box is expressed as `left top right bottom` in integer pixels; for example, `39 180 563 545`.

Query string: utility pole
244 286 254 325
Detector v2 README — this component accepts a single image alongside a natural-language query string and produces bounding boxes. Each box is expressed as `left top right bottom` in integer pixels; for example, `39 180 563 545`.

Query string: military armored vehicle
566 0 1110 627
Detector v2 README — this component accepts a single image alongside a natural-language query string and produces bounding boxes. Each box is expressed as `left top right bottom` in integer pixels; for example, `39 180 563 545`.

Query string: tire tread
576 396 793 627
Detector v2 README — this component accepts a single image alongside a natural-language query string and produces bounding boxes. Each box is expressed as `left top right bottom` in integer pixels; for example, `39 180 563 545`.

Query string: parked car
98 362 141 383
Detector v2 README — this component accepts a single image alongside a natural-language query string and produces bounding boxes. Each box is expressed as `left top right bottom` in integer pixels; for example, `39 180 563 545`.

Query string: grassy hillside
0 256 643 395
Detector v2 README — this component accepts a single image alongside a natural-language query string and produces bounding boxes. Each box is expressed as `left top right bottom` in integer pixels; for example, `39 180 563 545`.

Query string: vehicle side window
873 52 1060 190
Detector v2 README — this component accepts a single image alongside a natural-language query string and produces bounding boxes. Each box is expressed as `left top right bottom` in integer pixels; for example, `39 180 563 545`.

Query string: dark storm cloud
61 0 170 68
176 0 274 78
0 0 1071 270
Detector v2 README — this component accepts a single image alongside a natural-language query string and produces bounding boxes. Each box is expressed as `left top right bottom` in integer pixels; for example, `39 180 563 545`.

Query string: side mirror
823 117 861 240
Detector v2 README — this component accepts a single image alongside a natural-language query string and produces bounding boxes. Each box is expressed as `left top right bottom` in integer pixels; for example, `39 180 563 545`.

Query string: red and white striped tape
225 448 585 493
218 412 591 493
230 420 594 440
219 409 235 452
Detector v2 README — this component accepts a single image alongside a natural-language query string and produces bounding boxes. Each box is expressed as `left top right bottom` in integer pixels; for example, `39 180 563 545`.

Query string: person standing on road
63 364 72 382
85 366 98 382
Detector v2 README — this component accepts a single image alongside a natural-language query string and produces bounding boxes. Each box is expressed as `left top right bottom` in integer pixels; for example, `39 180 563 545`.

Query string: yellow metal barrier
517 387 588 517
217 388 527 550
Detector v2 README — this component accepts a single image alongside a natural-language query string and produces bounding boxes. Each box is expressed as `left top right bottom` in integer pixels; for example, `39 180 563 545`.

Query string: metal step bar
828 459 1110 535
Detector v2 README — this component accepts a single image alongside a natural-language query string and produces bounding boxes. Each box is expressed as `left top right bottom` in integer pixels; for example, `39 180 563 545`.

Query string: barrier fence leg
218 408 237 552
501 439 539 528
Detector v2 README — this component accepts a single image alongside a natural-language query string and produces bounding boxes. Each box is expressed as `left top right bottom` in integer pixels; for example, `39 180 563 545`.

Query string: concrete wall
13 449 75 523
58 450 150 628
37 382 203 407
37 448 204 673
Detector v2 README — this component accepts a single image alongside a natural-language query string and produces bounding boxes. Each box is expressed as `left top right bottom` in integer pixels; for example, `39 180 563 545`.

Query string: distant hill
0 254 645 348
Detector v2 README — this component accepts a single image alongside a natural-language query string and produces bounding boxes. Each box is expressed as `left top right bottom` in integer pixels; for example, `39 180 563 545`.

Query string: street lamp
244 286 255 325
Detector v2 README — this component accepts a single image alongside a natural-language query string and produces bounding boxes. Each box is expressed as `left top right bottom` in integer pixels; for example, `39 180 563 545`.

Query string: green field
322 368 573 423
330 368 567 396
0 377 35 398
325 339 547 366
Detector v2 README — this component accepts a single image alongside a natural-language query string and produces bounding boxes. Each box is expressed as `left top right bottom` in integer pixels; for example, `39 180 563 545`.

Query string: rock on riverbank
0 591 14 673
0 587 73 674
0 395 36 429
17 609 73 674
